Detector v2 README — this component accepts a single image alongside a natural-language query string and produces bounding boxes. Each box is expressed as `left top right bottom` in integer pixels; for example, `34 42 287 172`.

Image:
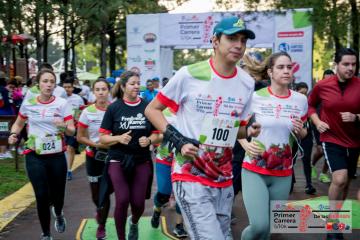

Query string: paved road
0 159 359 240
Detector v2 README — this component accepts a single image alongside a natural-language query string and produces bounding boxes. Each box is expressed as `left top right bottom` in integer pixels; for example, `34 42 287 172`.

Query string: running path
0 156 359 239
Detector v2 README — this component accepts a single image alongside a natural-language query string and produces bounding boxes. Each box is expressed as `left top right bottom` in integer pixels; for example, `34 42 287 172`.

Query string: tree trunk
43 0 48 63
108 27 116 75
35 2 42 66
5 0 13 78
349 0 359 73
63 1 69 72
100 26 108 77
70 14 76 75
329 0 341 52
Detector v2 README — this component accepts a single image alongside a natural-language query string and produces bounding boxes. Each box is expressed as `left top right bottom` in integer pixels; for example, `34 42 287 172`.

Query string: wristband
355 115 359 123
9 132 18 137
163 124 199 153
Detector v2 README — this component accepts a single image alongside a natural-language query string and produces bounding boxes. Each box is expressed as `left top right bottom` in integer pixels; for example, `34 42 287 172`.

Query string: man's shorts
322 142 359 177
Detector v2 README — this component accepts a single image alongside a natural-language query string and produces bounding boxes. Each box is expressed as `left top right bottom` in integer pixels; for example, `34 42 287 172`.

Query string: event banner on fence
126 14 161 85
274 10 313 87
126 9 312 85
159 12 275 48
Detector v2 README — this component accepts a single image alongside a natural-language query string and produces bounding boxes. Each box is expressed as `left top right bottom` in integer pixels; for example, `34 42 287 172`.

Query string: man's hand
316 120 330 133
180 143 199 159
247 122 261 138
340 112 356 122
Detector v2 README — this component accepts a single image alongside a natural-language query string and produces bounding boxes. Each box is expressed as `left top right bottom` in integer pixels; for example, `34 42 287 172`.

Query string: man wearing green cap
145 16 260 239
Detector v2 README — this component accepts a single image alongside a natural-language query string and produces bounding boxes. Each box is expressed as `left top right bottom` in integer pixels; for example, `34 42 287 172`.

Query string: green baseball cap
213 16 255 40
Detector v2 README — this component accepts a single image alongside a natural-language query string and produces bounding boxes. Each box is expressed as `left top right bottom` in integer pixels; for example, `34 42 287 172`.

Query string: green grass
0 156 28 200
81 217 171 240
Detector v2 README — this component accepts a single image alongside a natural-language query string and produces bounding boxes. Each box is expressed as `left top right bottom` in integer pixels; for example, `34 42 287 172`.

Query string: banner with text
274 10 313 87
127 14 161 85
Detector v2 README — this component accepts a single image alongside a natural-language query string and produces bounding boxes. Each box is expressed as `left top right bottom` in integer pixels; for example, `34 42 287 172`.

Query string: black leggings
25 152 67 235
301 134 313 187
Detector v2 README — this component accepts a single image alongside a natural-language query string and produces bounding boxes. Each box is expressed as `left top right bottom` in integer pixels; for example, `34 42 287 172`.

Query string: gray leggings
241 169 292 240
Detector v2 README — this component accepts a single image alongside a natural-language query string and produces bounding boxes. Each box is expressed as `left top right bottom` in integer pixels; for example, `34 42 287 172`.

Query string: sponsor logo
292 62 300 74
278 31 304 38
144 58 156 69
129 66 141 74
278 43 304 53
233 19 245 28
143 33 157 43
278 42 290 52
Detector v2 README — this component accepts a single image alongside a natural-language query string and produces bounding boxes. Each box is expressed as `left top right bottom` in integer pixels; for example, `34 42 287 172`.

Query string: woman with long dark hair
77 79 111 239
99 71 160 240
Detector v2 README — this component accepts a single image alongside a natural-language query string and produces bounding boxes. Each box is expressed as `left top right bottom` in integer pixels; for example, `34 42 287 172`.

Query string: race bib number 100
35 135 63 155
199 117 240 147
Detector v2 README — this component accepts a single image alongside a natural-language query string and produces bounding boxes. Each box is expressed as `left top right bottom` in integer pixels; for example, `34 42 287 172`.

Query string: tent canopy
77 72 99 81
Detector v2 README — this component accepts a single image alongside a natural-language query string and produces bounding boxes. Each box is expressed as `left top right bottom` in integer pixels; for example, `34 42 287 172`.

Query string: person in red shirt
308 48 360 240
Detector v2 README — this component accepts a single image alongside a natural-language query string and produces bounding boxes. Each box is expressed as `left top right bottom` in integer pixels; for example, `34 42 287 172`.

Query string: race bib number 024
199 117 240 147
35 135 63 155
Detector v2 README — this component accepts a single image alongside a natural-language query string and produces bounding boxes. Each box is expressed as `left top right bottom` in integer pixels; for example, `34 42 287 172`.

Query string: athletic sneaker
151 208 161 228
326 232 344 240
96 224 106 239
128 216 139 240
311 166 317 179
67 171 73 181
40 233 53 240
305 185 316 195
319 173 331 183
173 223 188 238
51 207 66 233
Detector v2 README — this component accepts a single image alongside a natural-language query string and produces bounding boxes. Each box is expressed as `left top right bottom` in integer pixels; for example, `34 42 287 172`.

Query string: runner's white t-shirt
53 85 67 99
242 87 308 177
65 94 84 121
158 58 254 187
78 104 106 143
19 96 73 154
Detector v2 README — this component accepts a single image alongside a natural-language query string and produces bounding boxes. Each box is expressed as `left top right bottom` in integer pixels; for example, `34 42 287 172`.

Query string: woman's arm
99 131 133 146
8 116 26 144
138 133 163 147
77 126 97 148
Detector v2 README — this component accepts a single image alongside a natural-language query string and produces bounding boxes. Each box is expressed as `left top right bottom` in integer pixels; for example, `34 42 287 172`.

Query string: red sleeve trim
152 130 160 134
18 112 28 119
77 121 88 128
156 92 179 113
64 115 73 121
240 120 248 126
99 128 111 135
